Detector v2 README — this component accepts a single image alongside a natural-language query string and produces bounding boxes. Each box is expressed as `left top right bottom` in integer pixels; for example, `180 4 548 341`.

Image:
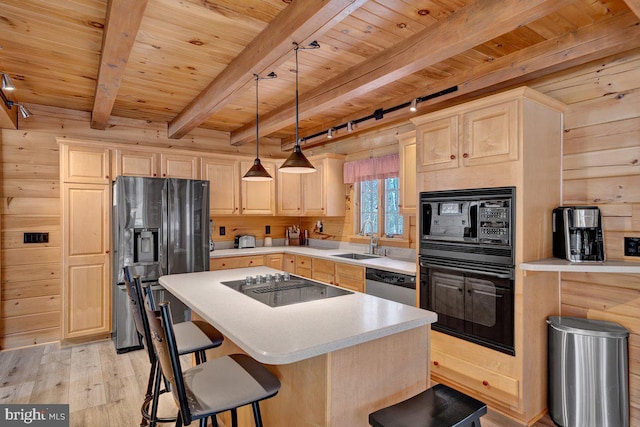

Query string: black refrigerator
112 176 210 352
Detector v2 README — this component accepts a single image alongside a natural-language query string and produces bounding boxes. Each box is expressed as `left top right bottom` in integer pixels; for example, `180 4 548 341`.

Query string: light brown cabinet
412 99 518 173
114 149 158 177
397 130 417 214
302 154 345 216
311 258 335 285
283 254 296 273
61 182 111 340
334 262 365 293
240 160 276 215
265 254 284 270
61 144 111 184
202 157 241 215
295 255 312 278
412 87 565 424
160 153 199 178
276 160 302 216
209 255 264 270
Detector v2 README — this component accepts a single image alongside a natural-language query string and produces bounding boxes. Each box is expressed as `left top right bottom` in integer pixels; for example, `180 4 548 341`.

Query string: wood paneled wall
530 49 640 425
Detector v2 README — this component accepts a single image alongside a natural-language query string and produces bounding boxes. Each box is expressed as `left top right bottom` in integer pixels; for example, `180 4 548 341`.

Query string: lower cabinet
312 259 335 285
283 254 296 273
265 254 283 270
334 263 365 293
209 255 264 270
295 256 312 278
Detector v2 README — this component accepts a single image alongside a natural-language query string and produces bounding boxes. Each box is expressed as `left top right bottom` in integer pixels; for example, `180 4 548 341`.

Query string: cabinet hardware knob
482 380 489 386
105 250 110 254
463 153 469 158
433 361 439 366
222 263 226 267
249 261 253 264
450 155 456 160
153 173 157 177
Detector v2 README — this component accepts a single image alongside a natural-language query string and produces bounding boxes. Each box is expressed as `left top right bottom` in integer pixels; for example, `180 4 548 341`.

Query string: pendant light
279 41 320 174
243 72 277 181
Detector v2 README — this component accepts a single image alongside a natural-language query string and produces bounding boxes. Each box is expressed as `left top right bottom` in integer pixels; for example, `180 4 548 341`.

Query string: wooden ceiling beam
283 11 640 150
167 0 367 140
91 0 148 130
623 0 640 19
230 0 573 146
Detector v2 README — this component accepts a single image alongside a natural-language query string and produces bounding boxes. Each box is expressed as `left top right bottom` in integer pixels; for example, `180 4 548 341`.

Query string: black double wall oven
419 186 515 355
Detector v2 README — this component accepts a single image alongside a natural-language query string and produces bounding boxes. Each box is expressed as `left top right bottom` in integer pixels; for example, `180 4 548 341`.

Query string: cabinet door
240 161 276 215
265 254 284 270
210 255 264 270
312 258 335 285
62 183 111 338
462 100 518 167
115 149 158 177
335 263 364 292
397 131 417 214
302 160 325 216
283 254 296 273
161 153 199 179
296 255 312 278
277 165 302 215
61 144 111 184
416 116 458 172
202 158 240 215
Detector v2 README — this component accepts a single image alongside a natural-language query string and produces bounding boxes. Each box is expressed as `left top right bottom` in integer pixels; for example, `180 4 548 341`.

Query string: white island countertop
159 266 436 365
210 246 417 275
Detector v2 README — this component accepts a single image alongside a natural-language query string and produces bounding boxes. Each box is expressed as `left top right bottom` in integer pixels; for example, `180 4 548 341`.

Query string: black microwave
419 186 516 265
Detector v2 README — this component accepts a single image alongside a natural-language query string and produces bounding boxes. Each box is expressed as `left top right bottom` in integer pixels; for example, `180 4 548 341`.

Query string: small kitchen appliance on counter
553 206 605 262
235 234 256 249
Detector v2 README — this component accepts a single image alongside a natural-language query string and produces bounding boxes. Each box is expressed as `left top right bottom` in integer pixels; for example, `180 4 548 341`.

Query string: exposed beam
167 0 367 139
623 0 640 19
230 0 573 146
91 0 148 130
0 97 18 129
283 11 640 150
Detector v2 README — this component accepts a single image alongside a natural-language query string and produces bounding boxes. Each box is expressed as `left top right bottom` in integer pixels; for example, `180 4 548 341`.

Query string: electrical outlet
219 226 226 236
24 232 49 244
624 237 640 256
266 225 271 234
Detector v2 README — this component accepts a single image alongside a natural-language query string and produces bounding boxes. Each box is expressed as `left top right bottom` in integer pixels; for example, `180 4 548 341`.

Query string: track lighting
327 128 333 138
279 41 321 174
243 72 277 181
410 98 417 112
2 73 15 91
347 121 354 132
17 103 32 118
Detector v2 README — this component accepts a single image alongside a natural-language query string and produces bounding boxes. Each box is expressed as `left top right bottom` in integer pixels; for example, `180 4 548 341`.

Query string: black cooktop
221 275 352 307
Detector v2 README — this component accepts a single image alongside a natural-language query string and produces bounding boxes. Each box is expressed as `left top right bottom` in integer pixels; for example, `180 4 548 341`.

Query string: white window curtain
343 154 399 183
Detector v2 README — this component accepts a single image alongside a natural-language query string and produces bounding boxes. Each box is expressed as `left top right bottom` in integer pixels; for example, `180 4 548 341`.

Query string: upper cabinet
414 116 458 173
114 149 158 177
302 154 345 216
202 157 240 215
61 143 111 184
397 131 417 214
276 160 302 216
240 160 276 215
160 153 199 179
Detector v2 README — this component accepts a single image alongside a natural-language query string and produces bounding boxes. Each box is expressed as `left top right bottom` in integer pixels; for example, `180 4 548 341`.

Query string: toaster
234 235 256 249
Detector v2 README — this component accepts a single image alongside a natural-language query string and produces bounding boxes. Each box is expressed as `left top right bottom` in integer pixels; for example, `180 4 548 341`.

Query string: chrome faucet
360 219 377 254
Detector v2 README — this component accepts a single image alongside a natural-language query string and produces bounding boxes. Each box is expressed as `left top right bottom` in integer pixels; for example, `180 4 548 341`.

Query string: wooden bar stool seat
369 384 487 427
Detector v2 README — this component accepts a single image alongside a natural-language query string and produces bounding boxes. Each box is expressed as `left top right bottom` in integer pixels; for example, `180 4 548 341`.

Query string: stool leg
252 402 263 427
231 408 238 427
149 362 163 427
211 415 219 427
140 361 157 426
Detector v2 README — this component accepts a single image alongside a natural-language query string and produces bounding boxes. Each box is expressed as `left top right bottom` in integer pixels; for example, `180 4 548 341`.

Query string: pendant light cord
255 74 260 160
294 43 300 149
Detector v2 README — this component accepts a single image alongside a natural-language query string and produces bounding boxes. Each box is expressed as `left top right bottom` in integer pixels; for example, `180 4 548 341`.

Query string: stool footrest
369 384 487 427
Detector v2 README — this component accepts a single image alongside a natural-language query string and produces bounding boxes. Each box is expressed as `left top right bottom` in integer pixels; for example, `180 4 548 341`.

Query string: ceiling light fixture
1 73 15 91
243 72 277 181
410 98 417 112
347 121 354 132
327 128 333 139
279 41 320 174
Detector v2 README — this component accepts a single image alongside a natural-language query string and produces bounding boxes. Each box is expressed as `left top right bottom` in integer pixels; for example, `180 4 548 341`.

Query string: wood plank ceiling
1 0 639 152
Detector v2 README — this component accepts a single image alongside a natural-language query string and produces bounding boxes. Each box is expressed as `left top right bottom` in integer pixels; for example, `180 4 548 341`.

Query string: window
359 177 404 237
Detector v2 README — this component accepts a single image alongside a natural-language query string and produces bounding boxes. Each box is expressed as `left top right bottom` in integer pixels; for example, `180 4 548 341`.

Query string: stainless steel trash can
548 316 629 427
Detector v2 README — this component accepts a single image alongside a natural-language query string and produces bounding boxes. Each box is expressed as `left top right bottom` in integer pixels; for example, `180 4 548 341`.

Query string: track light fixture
327 128 333 139
347 121 354 132
1 73 15 91
279 41 320 174
410 98 417 112
243 72 277 181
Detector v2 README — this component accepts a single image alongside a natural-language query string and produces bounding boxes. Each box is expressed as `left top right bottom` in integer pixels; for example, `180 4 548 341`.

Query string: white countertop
210 246 417 275
159 267 435 365
520 258 640 273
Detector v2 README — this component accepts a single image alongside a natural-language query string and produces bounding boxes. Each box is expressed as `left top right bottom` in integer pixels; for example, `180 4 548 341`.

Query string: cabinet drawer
313 259 335 274
210 255 264 270
431 349 519 407
296 256 312 270
311 271 334 285
296 267 312 279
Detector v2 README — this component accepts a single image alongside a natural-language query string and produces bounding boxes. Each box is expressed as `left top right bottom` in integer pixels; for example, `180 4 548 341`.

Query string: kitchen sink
332 253 379 260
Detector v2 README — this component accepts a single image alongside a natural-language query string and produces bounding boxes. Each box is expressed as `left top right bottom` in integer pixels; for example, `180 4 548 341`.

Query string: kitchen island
159 266 436 427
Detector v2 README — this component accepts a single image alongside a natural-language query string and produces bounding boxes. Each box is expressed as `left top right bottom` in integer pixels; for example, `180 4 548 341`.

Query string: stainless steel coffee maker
553 206 605 262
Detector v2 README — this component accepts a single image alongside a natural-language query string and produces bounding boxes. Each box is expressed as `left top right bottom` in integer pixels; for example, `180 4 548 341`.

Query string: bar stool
122 267 224 427
146 299 281 427
369 383 487 427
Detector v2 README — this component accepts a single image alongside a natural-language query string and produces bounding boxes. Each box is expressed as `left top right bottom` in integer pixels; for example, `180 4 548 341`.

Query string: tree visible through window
359 178 403 237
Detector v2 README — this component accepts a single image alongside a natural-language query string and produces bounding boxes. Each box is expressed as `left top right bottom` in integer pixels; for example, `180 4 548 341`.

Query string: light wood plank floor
0 339 556 426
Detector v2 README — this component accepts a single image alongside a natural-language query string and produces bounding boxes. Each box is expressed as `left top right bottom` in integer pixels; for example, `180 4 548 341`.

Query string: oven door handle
419 262 513 279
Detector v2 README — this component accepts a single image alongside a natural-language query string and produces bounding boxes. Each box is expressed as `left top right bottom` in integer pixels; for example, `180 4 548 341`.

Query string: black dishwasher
365 268 416 306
